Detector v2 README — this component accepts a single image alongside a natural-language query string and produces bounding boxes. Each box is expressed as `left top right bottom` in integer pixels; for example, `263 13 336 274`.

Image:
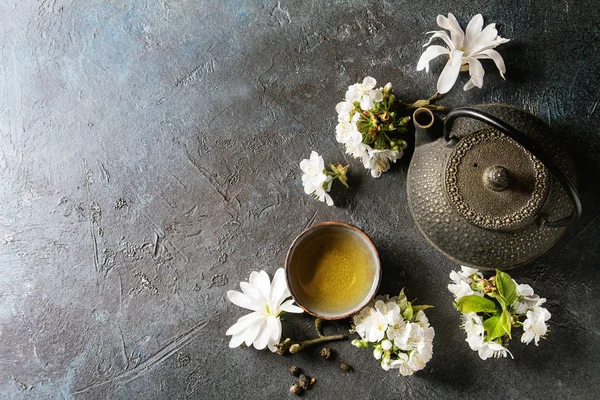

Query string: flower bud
381 339 392 351
352 339 369 348
289 344 301 353
373 347 383 360
381 357 391 371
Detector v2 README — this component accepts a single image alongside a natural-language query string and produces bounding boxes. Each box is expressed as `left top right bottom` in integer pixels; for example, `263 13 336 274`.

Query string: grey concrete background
1 0 599 399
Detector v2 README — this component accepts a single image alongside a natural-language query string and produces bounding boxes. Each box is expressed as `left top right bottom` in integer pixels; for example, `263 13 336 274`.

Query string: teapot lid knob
483 166 510 191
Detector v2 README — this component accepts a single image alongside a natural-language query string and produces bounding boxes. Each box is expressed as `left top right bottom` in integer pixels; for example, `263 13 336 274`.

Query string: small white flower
417 13 510 93
345 76 384 110
386 317 409 349
363 148 401 178
374 300 402 327
300 151 334 206
477 341 513 360
390 342 434 376
335 100 354 122
448 266 483 300
511 282 541 315
461 312 485 351
521 299 551 346
226 268 303 352
353 307 388 343
335 119 362 145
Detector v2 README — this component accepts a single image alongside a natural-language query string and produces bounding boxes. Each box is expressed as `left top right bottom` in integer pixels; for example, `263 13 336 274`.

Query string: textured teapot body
407 104 578 269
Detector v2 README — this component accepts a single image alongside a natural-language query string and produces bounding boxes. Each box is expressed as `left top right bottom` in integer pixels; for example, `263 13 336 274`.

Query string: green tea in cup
285 222 381 319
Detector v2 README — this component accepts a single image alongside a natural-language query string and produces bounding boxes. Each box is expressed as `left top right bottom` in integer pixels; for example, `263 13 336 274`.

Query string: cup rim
284 221 381 320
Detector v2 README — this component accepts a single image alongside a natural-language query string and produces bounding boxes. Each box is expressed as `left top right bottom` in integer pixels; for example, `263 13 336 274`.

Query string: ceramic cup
285 222 381 320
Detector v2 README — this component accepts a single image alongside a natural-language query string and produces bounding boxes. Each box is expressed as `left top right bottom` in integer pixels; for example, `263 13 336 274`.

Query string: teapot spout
413 108 440 147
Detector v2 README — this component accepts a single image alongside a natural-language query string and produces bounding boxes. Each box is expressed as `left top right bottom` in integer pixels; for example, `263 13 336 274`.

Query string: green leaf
500 309 512 339
496 270 517 305
401 304 413 321
456 295 499 314
487 292 507 309
483 316 506 341
412 305 434 313
397 289 409 312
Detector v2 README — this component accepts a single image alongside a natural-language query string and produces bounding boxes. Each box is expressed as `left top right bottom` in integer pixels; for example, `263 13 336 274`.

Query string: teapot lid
445 129 549 230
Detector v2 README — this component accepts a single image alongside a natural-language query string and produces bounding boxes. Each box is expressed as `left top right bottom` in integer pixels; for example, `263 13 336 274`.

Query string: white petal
243 319 264 346
437 13 464 48
360 95 374 110
463 58 485 91
252 324 271 350
467 23 509 55
250 270 271 301
362 76 376 90
417 45 450 72
422 31 454 49
480 49 507 78
229 333 246 348
226 312 264 336
370 89 383 102
267 315 282 342
227 290 260 311
280 299 304 313
240 281 267 305
436 49 464 94
270 268 288 305
324 192 334 206
464 14 484 50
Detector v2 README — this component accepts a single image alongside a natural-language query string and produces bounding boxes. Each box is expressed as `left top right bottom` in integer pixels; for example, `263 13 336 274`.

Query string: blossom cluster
449 266 551 360
300 151 348 206
335 77 409 178
351 290 434 376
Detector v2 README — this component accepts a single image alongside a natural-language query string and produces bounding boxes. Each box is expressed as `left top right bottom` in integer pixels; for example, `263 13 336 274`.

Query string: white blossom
511 282 541 315
300 151 334 206
417 13 510 93
344 76 384 110
226 269 303 352
448 265 483 300
477 341 513 360
362 148 401 178
521 299 551 346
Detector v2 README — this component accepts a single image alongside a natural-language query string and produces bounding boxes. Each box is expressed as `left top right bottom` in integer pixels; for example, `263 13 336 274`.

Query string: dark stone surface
1 0 598 398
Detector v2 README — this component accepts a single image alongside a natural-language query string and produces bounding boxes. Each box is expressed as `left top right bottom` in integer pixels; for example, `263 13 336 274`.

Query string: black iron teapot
406 104 581 269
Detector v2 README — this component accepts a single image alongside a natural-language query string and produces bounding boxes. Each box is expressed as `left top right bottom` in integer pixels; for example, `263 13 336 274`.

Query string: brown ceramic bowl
285 222 381 320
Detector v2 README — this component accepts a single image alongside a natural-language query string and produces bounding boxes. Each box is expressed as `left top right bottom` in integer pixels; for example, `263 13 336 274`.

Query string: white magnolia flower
448 266 483 300
300 151 334 206
417 13 510 93
521 299 551 346
226 268 303 352
511 282 541 315
345 76 384 110
363 148 401 178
